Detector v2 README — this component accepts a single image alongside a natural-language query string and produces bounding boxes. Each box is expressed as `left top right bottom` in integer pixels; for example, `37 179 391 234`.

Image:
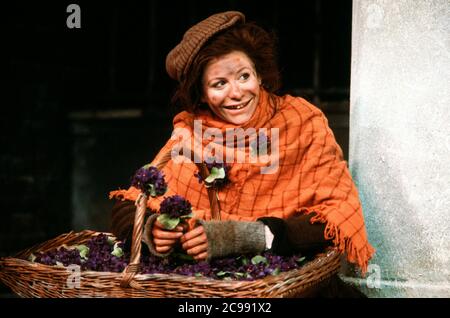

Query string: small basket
0 150 341 298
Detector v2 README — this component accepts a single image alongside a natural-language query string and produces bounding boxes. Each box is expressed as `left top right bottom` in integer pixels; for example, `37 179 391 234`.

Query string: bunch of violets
31 233 308 280
130 164 192 230
194 160 230 189
32 234 127 273
157 195 193 230
131 165 167 197
82 234 127 273
34 247 81 267
159 195 193 219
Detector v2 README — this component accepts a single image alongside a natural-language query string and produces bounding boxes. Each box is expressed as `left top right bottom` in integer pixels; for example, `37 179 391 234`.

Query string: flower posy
131 165 167 197
157 195 193 230
194 160 230 189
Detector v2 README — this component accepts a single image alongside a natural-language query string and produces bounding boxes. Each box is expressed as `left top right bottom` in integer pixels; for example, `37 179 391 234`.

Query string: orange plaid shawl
110 89 375 272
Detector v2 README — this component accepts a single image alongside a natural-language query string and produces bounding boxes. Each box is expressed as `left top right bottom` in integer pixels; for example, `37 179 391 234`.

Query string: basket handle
120 148 221 288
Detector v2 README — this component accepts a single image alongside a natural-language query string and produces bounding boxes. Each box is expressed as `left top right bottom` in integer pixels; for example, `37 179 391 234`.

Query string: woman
110 11 374 278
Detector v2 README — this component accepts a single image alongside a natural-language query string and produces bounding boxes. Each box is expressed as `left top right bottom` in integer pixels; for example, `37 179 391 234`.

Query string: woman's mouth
222 99 251 110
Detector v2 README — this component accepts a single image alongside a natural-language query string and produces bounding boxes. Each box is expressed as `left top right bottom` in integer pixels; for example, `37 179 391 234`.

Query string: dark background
2 0 352 294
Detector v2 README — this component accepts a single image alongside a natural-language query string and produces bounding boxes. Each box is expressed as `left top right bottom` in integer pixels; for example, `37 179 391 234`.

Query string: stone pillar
346 0 450 297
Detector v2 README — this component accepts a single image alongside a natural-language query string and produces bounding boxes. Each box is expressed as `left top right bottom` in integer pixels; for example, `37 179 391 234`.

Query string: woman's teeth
224 100 249 110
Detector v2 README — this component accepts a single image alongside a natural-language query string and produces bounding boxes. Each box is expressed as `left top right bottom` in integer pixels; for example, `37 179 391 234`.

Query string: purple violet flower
31 234 308 280
159 195 192 219
131 165 167 197
194 160 230 189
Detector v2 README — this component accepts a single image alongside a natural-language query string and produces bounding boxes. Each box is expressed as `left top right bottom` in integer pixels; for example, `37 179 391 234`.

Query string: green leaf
75 245 90 260
216 271 230 277
204 167 225 183
157 214 180 230
28 253 36 262
241 257 249 266
295 256 306 264
251 255 268 265
111 243 124 258
180 213 193 219
234 272 245 278
195 273 203 277
107 236 116 246
148 184 157 197
271 267 281 276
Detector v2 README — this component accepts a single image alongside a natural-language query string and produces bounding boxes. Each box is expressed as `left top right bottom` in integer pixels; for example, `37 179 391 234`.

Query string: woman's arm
258 213 333 256
111 200 331 260
182 213 332 261
110 200 140 243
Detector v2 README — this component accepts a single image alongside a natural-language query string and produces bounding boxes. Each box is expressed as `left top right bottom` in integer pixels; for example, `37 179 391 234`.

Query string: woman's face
201 51 260 125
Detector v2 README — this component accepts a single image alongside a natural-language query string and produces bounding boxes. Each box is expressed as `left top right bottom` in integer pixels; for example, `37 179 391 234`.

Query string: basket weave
0 230 340 298
0 150 341 298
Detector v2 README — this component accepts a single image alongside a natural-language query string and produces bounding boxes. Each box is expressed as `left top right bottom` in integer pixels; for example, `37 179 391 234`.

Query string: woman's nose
229 82 243 99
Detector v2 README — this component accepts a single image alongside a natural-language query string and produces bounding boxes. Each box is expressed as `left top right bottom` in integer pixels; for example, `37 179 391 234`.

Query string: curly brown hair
171 22 281 113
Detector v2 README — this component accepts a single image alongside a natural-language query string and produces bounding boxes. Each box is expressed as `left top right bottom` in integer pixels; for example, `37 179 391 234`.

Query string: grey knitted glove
142 213 173 258
199 220 266 261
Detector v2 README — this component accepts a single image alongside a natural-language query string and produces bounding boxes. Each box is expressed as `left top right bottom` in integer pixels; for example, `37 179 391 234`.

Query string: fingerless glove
199 220 266 261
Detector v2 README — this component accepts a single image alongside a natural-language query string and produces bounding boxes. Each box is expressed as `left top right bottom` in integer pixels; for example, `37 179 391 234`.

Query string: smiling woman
109 11 374 295
169 17 280 115
201 51 260 125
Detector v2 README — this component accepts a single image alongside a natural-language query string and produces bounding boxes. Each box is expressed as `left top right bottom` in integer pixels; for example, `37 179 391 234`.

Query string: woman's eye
212 80 226 88
240 73 250 80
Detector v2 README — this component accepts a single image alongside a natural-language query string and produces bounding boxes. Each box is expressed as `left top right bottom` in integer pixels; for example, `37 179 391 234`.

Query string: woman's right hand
151 220 184 254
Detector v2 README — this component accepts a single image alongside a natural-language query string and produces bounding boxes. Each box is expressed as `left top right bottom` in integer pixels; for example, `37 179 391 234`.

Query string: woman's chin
222 113 253 125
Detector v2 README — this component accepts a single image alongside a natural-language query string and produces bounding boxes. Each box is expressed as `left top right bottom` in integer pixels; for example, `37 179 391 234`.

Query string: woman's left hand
180 225 208 261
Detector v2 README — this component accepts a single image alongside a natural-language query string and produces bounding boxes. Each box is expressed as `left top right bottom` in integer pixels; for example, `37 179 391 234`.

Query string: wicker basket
0 150 341 298
0 230 340 298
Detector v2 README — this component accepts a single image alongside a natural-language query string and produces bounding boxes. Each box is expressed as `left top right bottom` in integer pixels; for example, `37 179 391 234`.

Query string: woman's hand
151 219 184 254
180 225 208 261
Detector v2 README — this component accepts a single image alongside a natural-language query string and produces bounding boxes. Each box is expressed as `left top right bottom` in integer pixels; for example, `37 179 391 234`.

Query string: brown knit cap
166 11 245 82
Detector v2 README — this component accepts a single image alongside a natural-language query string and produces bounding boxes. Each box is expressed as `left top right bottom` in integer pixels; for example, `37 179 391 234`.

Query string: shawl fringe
299 207 374 275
